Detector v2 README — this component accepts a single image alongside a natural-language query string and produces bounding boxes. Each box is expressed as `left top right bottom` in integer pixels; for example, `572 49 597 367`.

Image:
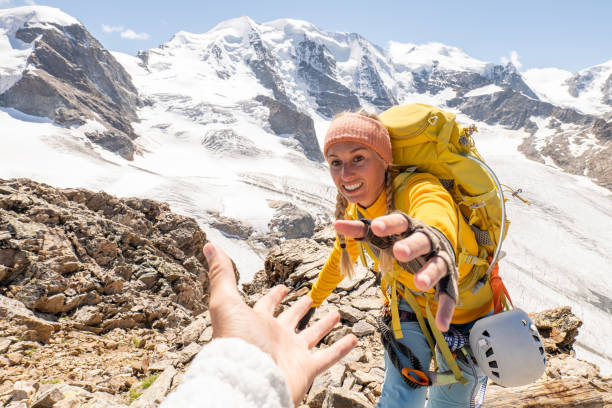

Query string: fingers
393 232 432 263
435 293 456 332
413 255 448 291
253 284 289 315
278 296 313 328
370 213 410 236
310 334 358 375
203 243 242 307
334 220 366 239
300 310 341 348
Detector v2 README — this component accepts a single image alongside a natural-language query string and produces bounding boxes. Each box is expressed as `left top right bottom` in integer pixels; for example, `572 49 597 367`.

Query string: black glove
297 307 315 331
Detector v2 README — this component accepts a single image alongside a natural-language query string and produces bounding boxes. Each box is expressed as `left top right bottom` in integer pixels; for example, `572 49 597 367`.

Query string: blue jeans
376 299 487 408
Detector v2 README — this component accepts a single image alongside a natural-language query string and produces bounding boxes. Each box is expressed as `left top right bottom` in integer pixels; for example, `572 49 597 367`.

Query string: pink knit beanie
323 113 392 165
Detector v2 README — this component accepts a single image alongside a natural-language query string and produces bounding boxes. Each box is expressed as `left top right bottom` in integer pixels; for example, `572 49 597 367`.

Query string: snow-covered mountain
1 6 611 374
0 6 141 159
523 60 612 117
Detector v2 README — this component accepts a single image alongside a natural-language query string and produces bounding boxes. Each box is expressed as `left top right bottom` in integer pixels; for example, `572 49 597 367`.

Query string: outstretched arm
163 243 357 407
335 214 456 331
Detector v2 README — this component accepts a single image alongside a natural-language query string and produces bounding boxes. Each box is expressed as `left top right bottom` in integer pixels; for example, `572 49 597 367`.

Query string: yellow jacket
309 173 493 324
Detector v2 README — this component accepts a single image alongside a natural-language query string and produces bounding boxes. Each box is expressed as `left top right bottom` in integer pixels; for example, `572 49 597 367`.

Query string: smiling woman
326 141 387 207
300 110 496 407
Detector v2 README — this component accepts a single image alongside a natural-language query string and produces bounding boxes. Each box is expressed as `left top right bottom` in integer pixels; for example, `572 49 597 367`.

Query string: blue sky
2 0 611 72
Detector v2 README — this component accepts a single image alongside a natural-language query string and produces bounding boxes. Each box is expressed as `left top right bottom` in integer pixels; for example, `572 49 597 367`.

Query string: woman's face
326 141 387 207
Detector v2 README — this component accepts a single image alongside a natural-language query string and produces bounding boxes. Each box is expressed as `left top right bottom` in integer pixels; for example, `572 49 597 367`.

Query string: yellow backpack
370 103 514 385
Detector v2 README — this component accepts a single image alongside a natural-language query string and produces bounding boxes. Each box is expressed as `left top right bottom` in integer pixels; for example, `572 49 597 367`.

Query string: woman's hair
334 110 395 281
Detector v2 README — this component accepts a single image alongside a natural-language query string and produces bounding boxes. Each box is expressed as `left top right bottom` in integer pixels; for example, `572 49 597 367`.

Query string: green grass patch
141 373 160 389
128 372 160 403
41 379 61 385
129 388 142 403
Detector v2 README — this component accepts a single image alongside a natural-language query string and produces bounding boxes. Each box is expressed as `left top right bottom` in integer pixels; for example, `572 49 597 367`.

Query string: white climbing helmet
469 308 546 387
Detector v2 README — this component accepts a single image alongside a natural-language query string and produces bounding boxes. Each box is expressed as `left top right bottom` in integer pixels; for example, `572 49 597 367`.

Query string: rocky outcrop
255 95 324 162
0 178 214 337
355 53 397 110
246 200 317 252
207 210 254 240
485 63 539 99
0 14 141 160
201 128 263 157
296 38 361 117
412 66 490 95
267 200 315 240
247 28 293 108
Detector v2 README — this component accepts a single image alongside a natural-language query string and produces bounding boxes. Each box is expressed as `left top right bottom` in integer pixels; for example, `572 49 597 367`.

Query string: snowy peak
0 6 80 35
210 15 258 37
565 60 612 104
388 41 491 74
523 60 612 116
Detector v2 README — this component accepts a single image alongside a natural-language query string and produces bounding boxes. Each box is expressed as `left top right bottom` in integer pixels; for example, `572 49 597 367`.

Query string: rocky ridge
1 180 610 407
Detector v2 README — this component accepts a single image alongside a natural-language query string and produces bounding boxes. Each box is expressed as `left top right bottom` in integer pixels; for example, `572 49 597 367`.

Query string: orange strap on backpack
489 260 513 314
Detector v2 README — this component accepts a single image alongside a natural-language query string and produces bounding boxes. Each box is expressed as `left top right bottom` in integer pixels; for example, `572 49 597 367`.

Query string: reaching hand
203 243 357 406
335 214 455 331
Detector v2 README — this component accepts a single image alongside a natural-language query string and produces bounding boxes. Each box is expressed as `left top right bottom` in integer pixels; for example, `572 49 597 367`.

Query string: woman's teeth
344 183 362 191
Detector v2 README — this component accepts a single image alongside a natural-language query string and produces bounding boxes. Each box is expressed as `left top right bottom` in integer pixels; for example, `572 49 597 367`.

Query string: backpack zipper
393 114 439 139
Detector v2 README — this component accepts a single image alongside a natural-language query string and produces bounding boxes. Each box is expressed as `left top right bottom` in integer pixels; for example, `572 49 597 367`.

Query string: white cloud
102 24 150 41
102 24 124 33
0 0 13 7
120 29 150 40
501 50 523 70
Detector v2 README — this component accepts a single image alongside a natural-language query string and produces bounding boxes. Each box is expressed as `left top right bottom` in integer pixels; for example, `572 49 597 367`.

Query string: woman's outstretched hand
335 214 455 331
203 243 357 406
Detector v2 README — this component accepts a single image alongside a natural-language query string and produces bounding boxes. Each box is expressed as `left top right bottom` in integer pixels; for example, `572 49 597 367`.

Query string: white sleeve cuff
161 337 293 408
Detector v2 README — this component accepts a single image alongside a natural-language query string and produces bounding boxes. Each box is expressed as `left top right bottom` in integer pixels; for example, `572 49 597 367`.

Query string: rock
0 337 11 353
31 384 65 408
198 326 213 344
338 305 364 324
178 342 202 364
73 305 104 326
0 295 56 343
208 211 254 239
340 347 367 364
350 297 382 311
546 354 600 379
6 402 28 408
531 306 582 353
352 321 376 337
306 362 346 408
323 387 373 408
36 293 65 314
264 238 328 288
87 391 129 407
148 360 175 373
130 367 177 408
180 316 207 345
267 201 316 240
11 380 36 401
